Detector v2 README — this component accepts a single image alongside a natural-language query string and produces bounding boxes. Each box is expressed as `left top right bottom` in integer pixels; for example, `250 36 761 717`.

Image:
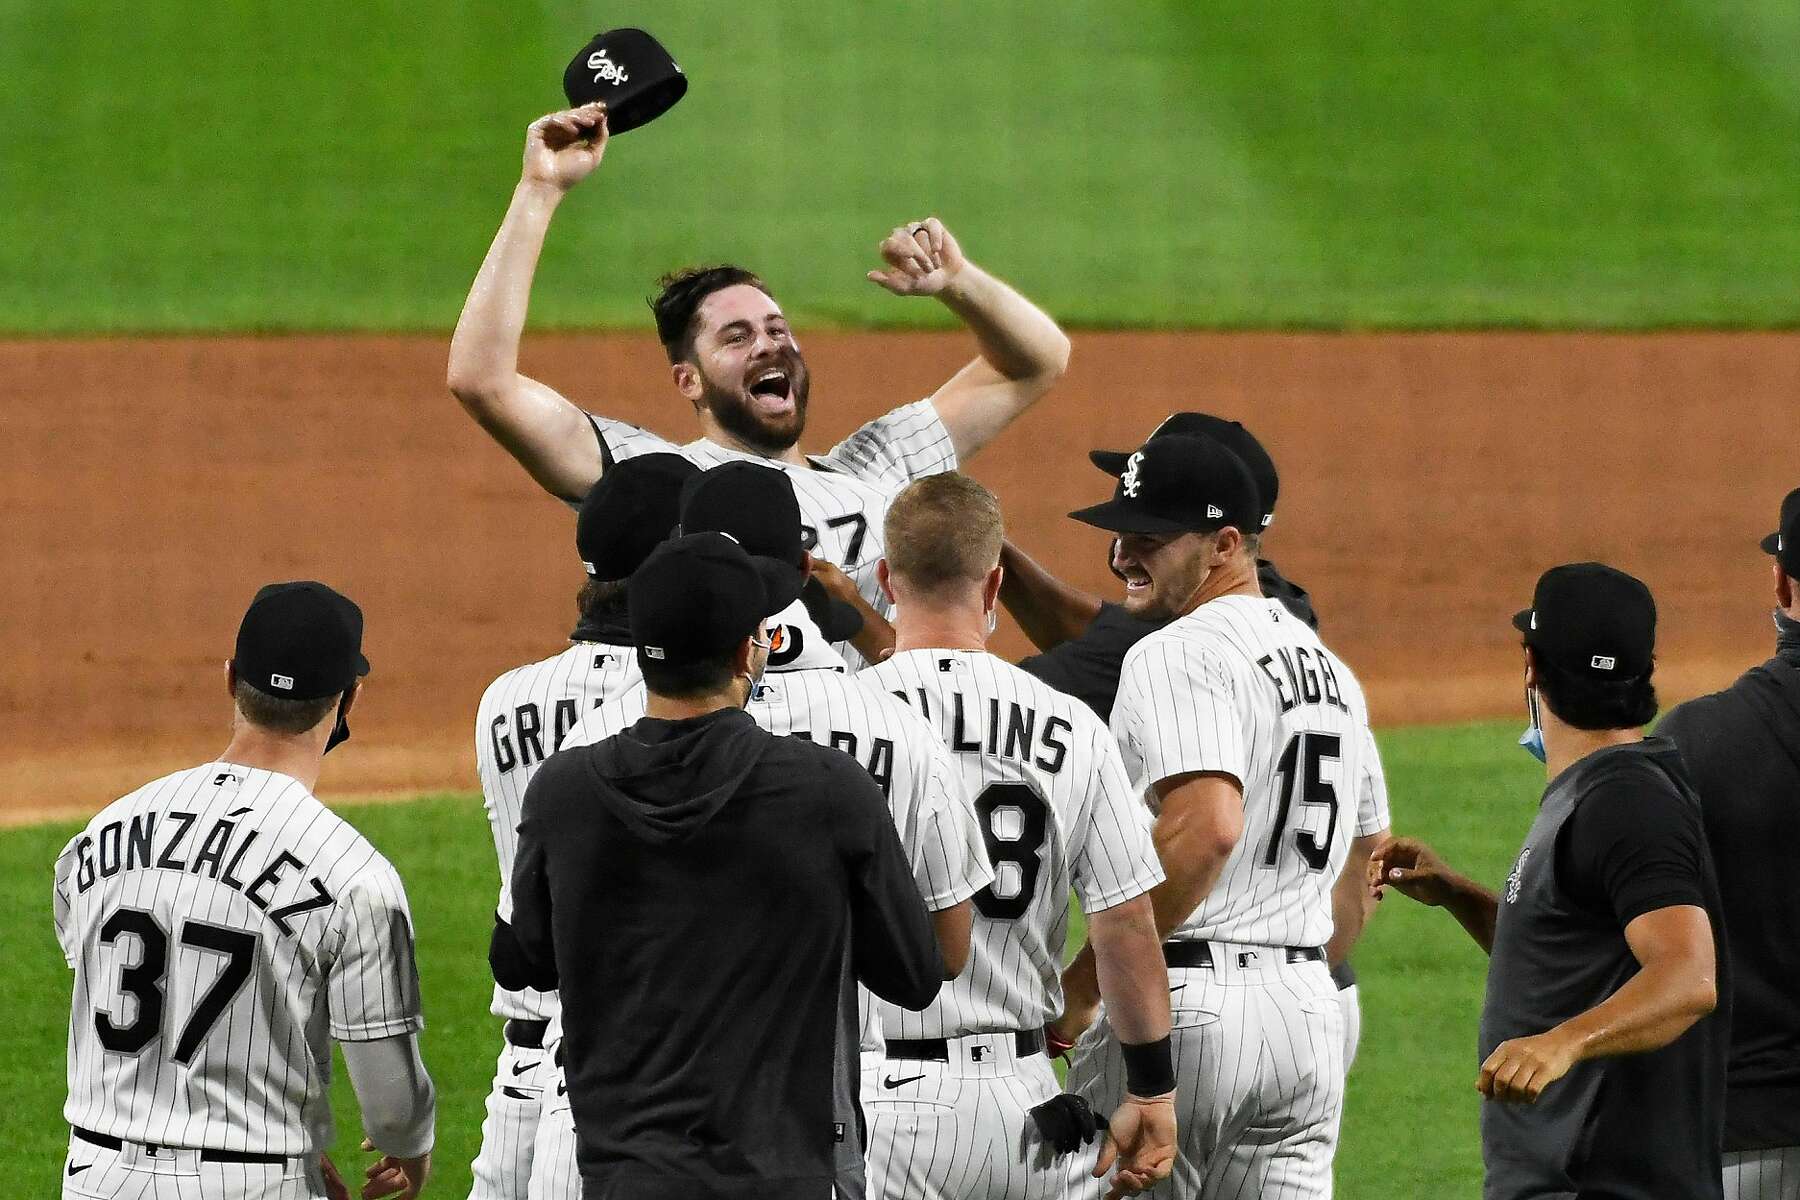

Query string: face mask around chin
323 711 351 755
1517 684 1546 763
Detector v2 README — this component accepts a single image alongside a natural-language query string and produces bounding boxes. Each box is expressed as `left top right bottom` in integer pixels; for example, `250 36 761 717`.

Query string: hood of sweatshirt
583 706 768 844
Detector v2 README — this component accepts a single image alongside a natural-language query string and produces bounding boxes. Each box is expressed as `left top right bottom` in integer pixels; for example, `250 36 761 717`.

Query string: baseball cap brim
1088 449 1131 477
801 578 864 642
1761 531 1782 556
1069 498 1210 536
1511 609 1534 636
756 557 806 617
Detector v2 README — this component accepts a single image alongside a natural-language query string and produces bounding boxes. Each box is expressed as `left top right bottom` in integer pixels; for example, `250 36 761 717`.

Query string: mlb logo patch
938 658 966 672
269 673 295 691
1590 655 1617 670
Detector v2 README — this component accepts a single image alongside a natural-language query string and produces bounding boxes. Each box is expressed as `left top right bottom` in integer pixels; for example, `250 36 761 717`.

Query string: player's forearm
999 540 1103 651
1089 895 1173 1044
845 600 897 664
1146 804 1239 942
1552 954 1718 1062
448 181 563 403
342 1033 437 1159
937 263 1071 385
1442 876 1501 954
1326 835 1383 965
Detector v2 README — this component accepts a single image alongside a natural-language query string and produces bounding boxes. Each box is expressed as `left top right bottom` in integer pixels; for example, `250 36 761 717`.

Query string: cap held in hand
1070 434 1262 536
628 533 804 667
233 581 370 700
562 28 688 134
1512 562 1656 681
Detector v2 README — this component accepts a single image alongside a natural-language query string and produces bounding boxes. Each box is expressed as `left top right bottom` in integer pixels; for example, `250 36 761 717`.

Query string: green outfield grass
0 719 1540 1197
3 2 1798 333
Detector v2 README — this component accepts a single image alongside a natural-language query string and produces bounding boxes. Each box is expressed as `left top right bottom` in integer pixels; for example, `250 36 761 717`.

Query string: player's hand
320 1153 351 1200
359 1138 431 1200
1047 1000 1098 1057
521 104 609 192
1094 1091 1176 1198
867 217 966 296
1369 837 1457 907
1478 1028 1580 1104
806 554 861 604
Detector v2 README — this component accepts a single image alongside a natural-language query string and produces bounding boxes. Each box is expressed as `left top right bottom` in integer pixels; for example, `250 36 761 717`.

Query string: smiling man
448 103 1070 661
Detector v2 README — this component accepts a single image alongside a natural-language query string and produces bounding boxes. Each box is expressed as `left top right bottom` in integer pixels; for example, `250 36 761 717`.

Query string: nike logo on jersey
1169 983 1186 993
556 1080 567 1097
882 1074 927 1090
501 1086 534 1100
510 1059 536 1076
67 1163 92 1176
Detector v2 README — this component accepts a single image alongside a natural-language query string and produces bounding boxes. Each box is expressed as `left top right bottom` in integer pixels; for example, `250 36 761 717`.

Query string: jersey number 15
1262 732 1341 872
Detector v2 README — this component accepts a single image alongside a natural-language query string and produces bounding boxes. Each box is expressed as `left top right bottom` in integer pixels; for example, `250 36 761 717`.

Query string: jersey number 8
94 908 259 1065
972 783 1050 920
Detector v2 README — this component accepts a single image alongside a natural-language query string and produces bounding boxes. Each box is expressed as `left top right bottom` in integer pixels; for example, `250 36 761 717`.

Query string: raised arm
866 218 1070 462
999 539 1105 651
447 104 612 504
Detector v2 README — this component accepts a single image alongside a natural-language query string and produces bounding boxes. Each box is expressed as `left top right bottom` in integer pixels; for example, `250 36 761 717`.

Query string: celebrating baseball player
53 582 435 1200
519 461 993 1200
447 101 1070 662
1057 435 1390 1197
859 473 1177 1200
467 454 696 1200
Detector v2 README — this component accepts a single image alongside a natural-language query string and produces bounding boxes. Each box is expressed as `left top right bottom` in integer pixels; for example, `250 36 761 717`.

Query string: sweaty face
688 285 811 454
1113 530 1215 621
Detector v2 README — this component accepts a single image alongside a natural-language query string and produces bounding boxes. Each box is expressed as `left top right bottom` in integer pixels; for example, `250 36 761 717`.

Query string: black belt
505 1018 549 1049
887 1030 1044 1061
1163 941 1324 970
72 1126 286 1166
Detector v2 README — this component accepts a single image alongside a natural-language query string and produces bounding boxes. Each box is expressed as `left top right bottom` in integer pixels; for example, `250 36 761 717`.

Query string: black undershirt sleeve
1556 769 1708 928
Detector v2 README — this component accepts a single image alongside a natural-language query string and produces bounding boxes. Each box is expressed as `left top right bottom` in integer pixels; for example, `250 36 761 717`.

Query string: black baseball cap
628 533 803 666
1070 434 1262 536
1759 487 1800 574
678 461 863 641
1091 413 1280 530
1512 563 1656 681
562 28 688 134
233 581 370 701
576 453 698 581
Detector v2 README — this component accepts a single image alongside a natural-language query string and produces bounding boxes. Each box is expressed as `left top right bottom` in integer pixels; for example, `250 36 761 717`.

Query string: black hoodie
1659 624 1800 1151
504 706 942 1200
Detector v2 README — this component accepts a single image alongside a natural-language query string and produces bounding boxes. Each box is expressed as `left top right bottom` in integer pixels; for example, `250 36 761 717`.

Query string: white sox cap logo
588 49 629 86
269 673 294 691
1591 655 1617 670
1121 451 1145 498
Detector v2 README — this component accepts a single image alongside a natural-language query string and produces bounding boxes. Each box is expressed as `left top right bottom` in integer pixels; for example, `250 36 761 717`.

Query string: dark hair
576 578 629 622
650 266 771 364
639 647 738 699
1534 654 1659 731
234 679 341 735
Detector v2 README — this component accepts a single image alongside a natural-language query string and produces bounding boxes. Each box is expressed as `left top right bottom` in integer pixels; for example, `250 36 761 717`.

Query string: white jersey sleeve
1072 722 1165 913
819 398 958 487
586 414 680 466
326 863 425 1042
911 743 995 910
1355 724 1392 837
1114 637 1248 790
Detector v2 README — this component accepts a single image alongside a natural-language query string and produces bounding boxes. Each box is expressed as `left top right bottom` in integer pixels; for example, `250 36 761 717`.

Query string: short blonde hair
883 473 1003 594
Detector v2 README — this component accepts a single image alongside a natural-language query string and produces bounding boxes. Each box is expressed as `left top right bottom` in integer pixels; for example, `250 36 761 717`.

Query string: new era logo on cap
1207 504 1224 520
1591 655 1617 670
270 673 295 691
644 646 666 660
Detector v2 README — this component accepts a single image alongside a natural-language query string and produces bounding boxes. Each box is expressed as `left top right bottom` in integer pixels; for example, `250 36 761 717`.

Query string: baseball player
447 102 1071 661
1059 434 1390 1197
521 462 994 1200
859 473 1177 1200
54 582 434 1200
467 454 695 1200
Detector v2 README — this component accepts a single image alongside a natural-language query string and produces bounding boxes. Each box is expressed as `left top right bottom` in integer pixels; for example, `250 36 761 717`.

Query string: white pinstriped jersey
862 649 1165 1039
589 399 958 665
476 641 643 1021
54 763 422 1155
561 670 993 917
1112 594 1389 948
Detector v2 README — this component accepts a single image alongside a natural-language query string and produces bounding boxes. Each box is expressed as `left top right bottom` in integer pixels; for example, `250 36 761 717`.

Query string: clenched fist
522 103 609 192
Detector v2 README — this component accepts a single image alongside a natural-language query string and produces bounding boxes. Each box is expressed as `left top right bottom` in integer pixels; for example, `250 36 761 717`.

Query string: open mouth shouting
747 365 796 416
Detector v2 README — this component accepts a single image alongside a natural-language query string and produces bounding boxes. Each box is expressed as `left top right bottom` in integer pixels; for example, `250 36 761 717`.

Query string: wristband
1120 1035 1175 1099
1045 1025 1077 1058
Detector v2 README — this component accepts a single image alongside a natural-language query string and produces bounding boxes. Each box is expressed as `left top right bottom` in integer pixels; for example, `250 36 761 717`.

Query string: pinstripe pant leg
470 1039 545 1200
1335 984 1361 1073
864 1065 979 1199
1724 1147 1800 1200
525 1069 580 1200
62 1137 144 1199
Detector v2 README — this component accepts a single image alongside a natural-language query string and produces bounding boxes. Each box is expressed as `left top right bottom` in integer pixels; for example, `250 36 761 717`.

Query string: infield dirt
5 332 1795 819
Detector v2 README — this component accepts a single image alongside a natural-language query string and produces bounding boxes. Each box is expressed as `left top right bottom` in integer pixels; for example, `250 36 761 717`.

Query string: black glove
1028 1092 1106 1155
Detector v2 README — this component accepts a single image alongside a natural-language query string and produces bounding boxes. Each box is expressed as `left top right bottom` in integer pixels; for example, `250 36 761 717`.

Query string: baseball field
5 0 1798 1195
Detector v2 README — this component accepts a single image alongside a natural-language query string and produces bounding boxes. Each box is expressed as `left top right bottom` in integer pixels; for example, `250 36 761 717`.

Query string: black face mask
323 696 352 755
1776 608 1800 661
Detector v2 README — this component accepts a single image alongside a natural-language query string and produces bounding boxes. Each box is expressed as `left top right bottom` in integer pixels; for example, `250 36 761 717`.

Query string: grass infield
1 719 1540 1196
3 2 1798 332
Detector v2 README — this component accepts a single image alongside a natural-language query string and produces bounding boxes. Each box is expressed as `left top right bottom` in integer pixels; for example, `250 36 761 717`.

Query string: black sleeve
503 771 560 991
838 763 943 1010
1017 604 1143 722
1556 771 1709 927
